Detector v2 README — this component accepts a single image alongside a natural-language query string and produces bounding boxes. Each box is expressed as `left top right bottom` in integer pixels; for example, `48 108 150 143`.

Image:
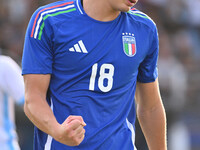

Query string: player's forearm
137 101 167 150
24 94 60 138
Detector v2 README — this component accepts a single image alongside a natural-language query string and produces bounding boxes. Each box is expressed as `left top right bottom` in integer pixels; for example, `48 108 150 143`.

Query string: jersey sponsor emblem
122 33 136 57
69 40 88 53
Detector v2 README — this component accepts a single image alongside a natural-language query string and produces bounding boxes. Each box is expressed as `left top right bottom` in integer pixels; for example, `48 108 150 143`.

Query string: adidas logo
69 40 88 53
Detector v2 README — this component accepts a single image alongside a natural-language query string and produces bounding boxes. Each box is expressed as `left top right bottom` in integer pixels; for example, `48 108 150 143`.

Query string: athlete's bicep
135 79 162 110
23 74 51 102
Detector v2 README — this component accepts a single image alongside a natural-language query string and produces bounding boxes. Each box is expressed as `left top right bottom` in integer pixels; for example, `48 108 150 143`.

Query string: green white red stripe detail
31 1 76 40
31 1 74 37
124 43 135 56
128 10 155 24
34 5 75 39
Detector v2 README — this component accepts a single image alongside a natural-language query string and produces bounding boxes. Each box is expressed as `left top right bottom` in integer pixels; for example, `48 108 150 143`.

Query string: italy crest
122 33 136 57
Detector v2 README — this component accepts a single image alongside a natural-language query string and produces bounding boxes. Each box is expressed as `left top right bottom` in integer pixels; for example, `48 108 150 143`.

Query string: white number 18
89 63 114 92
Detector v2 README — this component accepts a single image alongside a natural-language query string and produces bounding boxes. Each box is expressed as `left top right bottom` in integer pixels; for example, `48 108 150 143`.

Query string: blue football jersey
22 0 159 149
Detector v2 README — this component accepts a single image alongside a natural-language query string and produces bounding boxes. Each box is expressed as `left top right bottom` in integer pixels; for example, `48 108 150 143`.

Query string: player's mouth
126 0 137 6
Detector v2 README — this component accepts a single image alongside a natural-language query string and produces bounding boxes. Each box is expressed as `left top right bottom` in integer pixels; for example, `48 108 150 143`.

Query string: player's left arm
135 79 167 150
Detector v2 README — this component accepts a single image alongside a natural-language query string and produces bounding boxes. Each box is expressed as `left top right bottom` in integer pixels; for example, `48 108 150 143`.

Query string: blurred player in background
22 0 167 149
0 54 24 150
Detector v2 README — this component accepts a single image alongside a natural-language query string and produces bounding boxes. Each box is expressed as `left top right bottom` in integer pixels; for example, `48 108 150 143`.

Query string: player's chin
120 6 131 12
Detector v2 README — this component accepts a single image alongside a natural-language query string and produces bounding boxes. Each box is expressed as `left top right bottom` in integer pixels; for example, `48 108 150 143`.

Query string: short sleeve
137 27 159 83
22 8 54 75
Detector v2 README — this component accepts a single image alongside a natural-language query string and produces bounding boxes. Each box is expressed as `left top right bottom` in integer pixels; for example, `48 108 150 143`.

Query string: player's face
108 0 138 12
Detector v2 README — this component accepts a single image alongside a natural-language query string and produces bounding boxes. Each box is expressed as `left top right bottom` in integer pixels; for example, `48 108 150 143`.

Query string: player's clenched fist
54 115 86 146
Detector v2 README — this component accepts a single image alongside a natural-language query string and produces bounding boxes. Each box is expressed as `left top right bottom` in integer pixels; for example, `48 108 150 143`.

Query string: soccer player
0 55 24 150
22 0 167 149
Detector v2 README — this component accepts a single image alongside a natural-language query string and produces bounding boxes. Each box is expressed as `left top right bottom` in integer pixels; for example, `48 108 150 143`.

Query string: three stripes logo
122 33 136 57
69 40 88 54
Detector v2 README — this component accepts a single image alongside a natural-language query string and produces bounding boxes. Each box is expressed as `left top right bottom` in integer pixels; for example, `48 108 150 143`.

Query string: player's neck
82 0 120 22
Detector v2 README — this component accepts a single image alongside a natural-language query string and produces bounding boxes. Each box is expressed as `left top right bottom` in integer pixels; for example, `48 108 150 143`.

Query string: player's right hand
54 115 86 146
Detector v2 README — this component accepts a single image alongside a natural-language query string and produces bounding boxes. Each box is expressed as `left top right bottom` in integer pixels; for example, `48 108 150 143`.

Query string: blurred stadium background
0 0 200 149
